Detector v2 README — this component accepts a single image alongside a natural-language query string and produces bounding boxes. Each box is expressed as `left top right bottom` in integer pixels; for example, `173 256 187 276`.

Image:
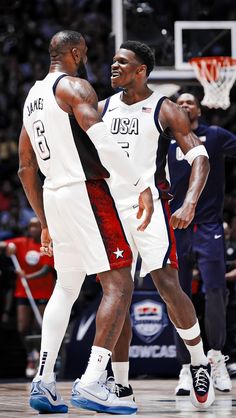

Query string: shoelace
103 376 116 393
192 367 209 390
115 384 126 397
211 355 230 378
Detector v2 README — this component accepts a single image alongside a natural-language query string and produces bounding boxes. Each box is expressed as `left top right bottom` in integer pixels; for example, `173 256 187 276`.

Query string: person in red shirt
3 217 56 377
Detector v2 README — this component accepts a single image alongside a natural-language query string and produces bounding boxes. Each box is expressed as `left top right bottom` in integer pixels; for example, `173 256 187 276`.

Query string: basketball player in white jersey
98 40 215 409
18 31 154 415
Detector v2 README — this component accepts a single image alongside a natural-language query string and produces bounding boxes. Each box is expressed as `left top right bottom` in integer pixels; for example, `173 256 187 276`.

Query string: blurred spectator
1 217 56 378
0 197 34 240
0 180 14 212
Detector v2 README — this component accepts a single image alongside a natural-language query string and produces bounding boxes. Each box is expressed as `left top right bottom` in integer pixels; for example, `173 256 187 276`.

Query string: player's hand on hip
170 202 196 229
137 187 154 231
40 227 53 257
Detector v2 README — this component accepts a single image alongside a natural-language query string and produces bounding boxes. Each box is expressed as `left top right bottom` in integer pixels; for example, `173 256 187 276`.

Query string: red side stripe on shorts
85 179 132 270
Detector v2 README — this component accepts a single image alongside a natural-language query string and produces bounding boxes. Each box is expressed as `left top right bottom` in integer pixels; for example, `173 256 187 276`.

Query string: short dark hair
176 92 201 108
49 30 83 57
120 40 155 76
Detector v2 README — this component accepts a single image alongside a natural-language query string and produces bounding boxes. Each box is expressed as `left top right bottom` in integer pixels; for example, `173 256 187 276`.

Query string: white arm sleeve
86 122 147 193
184 145 209 165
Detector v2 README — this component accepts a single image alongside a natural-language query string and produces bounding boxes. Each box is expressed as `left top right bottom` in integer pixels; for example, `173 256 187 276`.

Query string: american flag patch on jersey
142 106 152 113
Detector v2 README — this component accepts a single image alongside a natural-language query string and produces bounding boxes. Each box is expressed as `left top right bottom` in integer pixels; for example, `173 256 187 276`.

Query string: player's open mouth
111 71 120 79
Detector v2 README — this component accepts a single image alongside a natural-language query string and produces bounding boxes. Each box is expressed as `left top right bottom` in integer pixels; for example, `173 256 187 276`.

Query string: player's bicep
70 79 103 131
162 101 201 153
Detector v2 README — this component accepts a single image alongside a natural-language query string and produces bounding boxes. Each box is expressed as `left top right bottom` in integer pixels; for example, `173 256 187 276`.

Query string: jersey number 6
33 120 50 160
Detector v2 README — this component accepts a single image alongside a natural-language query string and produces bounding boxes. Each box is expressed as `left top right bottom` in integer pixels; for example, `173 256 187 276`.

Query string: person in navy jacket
168 93 236 395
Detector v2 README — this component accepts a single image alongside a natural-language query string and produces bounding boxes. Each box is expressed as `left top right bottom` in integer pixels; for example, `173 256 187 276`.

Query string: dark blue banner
64 291 180 379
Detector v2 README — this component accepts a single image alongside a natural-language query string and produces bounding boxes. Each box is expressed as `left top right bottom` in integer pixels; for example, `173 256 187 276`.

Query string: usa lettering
27 98 44 116
111 118 139 135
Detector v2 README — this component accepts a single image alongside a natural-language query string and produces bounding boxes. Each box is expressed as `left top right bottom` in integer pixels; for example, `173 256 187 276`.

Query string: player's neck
49 62 74 76
121 85 153 105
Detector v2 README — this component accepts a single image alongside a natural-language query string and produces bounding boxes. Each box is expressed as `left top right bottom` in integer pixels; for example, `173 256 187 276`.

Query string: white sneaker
175 364 191 396
116 383 136 403
207 350 232 392
29 376 68 413
71 372 137 415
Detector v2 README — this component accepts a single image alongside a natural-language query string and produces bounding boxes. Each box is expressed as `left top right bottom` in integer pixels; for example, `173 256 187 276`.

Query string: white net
189 57 236 110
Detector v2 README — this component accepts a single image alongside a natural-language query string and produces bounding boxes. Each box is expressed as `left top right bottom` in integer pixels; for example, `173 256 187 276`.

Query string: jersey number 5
33 120 50 160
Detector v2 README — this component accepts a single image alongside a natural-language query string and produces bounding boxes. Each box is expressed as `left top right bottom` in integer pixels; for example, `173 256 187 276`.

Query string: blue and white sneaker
29 377 68 413
71 372 137 415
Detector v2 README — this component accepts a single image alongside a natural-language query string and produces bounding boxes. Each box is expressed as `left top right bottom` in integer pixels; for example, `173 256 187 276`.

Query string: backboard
175 21 236 70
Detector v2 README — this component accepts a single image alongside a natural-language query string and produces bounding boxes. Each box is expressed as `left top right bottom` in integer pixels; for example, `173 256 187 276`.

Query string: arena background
0 0 236 380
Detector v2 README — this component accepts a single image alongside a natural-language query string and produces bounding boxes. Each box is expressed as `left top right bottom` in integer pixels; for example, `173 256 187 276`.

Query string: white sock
112 361 129 387
176 321 208 366
36 350 57 383
186 340 208 366
81 346 112 385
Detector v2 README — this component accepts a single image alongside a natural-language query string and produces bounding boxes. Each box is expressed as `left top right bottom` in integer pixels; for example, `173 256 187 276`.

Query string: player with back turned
18 30 153 415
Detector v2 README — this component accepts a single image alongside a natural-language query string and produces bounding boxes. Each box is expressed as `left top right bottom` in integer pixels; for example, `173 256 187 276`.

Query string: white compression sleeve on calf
184 145 209 165
86 122 147 193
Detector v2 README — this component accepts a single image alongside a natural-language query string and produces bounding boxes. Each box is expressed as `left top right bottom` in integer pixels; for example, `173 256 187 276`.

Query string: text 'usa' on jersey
168 124 236 223
23 73 110 190
102 91 166 209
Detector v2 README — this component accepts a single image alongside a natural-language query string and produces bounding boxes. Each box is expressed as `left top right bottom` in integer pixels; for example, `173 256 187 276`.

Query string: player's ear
71 47 80 63
137 64 147 77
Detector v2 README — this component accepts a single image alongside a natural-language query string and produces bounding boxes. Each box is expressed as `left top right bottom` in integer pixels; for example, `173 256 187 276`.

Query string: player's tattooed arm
56 76 102 130
70 79 105 131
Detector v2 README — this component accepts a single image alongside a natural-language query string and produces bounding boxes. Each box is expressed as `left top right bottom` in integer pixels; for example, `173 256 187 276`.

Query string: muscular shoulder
56 76 98 110
159 98 189 131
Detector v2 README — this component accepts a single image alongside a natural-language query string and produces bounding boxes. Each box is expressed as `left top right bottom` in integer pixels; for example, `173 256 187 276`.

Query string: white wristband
184 145 209 166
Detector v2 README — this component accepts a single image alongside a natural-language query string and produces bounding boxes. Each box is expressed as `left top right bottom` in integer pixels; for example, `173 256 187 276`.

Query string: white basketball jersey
102 90 166 210
23 72 109 190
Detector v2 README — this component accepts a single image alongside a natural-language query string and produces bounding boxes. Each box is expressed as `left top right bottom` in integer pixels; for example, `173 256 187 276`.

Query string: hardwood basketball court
0 378 235 417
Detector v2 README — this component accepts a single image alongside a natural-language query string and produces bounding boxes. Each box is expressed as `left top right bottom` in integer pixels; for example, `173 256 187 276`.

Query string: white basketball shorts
43 179 132 274
121 198 178 277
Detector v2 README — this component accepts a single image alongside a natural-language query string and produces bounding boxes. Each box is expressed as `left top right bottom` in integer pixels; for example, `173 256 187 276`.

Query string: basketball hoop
189 56 236 109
